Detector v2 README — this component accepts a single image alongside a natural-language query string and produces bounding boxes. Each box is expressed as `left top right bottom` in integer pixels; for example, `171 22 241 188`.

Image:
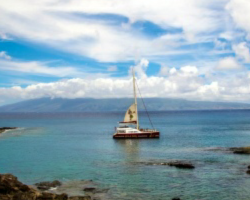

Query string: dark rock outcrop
247 170 250 175
83 187 109 194
230 147 250 154
36 193 68 200
172 198 181 200
0 127 17 134
0 173 90 200
83 187 96 192
0 127 17 130
137 161 195 169
35 180 62 190
68 197 91 200
168 162 195 169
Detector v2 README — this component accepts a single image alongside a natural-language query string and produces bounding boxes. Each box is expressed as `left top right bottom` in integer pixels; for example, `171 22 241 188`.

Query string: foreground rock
83 187 109 194
35 180 62 190
0 173 90 200
83 187 96 192
246 165 250 175
0 127 17 134
230 147 250 154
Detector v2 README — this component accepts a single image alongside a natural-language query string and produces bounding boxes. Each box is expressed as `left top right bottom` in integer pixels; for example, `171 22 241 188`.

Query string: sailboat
113 69 160 139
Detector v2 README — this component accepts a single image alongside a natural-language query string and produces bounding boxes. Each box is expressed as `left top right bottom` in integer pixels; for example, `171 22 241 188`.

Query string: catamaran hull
113 132 160 139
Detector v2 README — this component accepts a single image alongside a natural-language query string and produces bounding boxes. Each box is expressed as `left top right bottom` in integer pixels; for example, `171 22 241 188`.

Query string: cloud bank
1 63 250 106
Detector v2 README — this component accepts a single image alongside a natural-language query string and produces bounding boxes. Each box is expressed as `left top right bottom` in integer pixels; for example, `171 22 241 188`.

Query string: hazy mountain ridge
0 98 250 112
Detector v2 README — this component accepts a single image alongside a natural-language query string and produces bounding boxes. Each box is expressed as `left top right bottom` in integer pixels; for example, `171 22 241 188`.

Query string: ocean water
1 110 250 200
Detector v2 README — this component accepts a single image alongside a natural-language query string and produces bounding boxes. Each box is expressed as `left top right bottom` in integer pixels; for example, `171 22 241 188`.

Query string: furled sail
122 103 137 124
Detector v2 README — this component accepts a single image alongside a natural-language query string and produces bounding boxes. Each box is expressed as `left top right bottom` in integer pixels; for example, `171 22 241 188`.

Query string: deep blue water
1 110 250 200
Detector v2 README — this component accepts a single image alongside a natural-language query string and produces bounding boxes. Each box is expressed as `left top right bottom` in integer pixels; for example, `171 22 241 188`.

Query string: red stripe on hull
113 132 160 139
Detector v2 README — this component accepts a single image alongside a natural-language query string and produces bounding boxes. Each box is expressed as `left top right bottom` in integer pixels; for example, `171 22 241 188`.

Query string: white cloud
214 38 227 49
232 42 250 63
0 0 229 62
0 51 11 60
53 0 225 35
0 32 10 40
180 65 198 75
216 57 243 70
0 58 85 77
107 66 117 72
159 66 169 76
131 58 149 78
169 68 177 75
226 0 250 39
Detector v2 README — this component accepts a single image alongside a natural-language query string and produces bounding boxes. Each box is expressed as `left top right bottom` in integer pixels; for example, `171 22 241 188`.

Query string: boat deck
113 130 160 139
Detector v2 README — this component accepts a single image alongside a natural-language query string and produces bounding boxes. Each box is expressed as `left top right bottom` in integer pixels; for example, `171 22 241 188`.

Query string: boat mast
133 68 139 130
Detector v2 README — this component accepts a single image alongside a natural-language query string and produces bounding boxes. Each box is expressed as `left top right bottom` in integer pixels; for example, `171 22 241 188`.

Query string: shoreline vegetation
0 127 17 134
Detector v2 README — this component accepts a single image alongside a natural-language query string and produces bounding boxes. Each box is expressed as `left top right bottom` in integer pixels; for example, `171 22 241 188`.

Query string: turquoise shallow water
1 110 250 200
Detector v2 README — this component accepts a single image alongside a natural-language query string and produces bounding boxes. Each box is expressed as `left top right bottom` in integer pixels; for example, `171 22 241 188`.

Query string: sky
0 0 250 106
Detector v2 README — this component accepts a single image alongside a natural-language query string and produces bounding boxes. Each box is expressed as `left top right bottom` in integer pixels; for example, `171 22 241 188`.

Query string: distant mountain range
0 98 250 112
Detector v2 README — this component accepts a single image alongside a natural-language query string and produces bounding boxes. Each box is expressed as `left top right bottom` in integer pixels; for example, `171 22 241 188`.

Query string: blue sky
0 0 250 105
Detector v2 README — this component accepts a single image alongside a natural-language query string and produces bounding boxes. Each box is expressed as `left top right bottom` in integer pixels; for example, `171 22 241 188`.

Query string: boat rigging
113 69 160 139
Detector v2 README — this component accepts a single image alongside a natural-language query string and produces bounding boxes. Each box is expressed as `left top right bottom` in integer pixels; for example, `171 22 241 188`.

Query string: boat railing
140 128 157 132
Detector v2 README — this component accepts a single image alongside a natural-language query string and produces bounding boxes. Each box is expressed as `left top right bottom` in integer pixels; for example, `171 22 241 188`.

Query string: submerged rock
247 170 250 175
68 196 91 200
168 162 195 169
0 127 17 130
137 161 195 169
51 179 110 200
35 180 62 190
230 147 250 154
37 193 68 200
0 173 90 200
83 187 96 192
83 187 109 194
0 127 17 134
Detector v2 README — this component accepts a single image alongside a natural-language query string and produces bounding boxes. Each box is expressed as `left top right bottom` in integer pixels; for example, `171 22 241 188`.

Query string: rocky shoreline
0 173 96 200
0 127 17 134
1 161 248 200
0 173 184 200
